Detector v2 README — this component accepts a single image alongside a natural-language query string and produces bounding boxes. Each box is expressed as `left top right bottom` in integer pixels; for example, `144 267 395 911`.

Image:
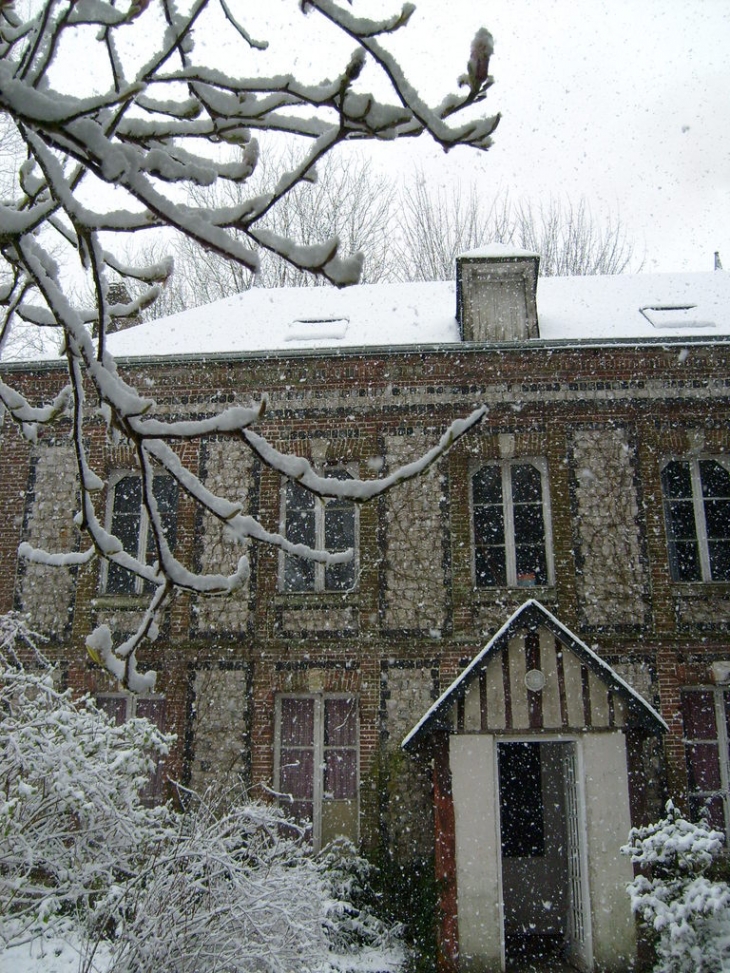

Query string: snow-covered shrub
623 800 730 973
0 647 172 948
105 794 404 973
0 617 403 972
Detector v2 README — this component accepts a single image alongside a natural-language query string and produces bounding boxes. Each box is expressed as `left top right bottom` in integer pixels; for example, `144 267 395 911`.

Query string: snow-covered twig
0 0 497 688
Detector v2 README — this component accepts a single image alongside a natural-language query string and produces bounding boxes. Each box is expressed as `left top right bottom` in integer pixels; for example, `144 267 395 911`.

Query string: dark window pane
285 480 315 510
472 467 502 505
143 477 178 591
286 509 316 548
285 801 314 831
699 460 730 500
107 477 143 593
96 695 127 725
284 479 319 591
324 558 355 592
511 464 542 504
281 698 315 746
662 461 692 500
112 476 142 514
474 505 505 544
666 500 698 540
689 795 725 830
135 698 166 804
709 541 730 581
151 476 178 551
703 499 730 539
513 504 546 545
682 691 718 739
669 540 701 582
515 545 548 585
324 507 355 552
280 749 314 799
325 698 357 746
284 554 315 591
475 546 506 587
685 743 721 792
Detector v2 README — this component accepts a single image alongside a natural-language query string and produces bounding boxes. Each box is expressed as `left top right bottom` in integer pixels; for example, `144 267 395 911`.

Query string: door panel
562 743 593 972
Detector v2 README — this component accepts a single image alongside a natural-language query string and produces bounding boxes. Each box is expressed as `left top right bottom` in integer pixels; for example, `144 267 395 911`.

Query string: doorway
498 741 592 971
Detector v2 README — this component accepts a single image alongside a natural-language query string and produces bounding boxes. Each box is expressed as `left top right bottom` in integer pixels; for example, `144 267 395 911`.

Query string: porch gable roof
402 599 667 751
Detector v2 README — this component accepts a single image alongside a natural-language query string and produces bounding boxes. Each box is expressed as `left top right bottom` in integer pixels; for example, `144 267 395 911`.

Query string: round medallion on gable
525 668 546 692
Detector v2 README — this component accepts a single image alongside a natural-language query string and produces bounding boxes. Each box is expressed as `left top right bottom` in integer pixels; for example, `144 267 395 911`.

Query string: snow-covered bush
623 800 730 973
104 794 403 973
0 636 173 948
0 616 403 972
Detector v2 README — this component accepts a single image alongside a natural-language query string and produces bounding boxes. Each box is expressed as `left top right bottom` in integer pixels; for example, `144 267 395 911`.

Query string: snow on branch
0 0 499 688
243 406 487 501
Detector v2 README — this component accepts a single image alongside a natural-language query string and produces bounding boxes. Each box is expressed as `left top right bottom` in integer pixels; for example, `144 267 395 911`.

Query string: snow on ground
0 934 403 973
0 931 111 973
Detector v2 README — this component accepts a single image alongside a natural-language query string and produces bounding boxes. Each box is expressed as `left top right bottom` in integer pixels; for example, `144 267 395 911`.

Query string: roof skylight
285 317 349 342
639 305 716 329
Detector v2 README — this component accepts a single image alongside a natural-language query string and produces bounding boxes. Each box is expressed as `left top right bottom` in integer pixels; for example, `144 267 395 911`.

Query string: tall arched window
472 460 552 588
281 470 357 592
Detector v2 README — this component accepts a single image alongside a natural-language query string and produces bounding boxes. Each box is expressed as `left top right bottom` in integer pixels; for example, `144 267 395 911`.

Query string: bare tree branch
0 0 496 689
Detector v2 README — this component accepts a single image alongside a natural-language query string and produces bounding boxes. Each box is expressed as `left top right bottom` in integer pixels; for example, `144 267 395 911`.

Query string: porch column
582 732 637 969
450 735 502 973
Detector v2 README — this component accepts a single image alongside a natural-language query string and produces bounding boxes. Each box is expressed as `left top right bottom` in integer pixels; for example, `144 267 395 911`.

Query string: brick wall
2 337 729 852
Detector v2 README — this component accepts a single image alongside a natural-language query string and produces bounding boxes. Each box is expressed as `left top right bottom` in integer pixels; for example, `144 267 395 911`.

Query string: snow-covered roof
457 243 540 260
6 269 729 364
101 270 730 360
402 599 668 752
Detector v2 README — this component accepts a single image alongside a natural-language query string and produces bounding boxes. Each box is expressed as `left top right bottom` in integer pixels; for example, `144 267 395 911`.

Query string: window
96 694 167 805
104 473 178 594
275 694 358 850
472 460 552 588
662 458 730 582
282 472 357 592
681 689 730 832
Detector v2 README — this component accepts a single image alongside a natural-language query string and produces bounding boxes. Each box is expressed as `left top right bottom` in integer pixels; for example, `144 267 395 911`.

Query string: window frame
470 457 554 589
95 692 167 805
661 456 730 583
680 687 730 833
279 467 359 594
273 692 360 851
101 470 178 595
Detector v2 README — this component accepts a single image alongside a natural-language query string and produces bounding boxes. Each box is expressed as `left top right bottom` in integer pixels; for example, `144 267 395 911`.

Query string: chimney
456 244 540 342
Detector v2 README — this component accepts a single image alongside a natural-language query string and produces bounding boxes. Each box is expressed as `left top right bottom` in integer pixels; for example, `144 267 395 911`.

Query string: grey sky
56 0 730 275
377 0 730 273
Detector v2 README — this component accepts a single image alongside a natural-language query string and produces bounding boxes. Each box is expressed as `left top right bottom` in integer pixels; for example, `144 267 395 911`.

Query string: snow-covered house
2 247 730 972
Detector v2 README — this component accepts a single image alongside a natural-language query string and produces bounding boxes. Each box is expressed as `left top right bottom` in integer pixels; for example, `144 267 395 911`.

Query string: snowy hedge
0 616 403 973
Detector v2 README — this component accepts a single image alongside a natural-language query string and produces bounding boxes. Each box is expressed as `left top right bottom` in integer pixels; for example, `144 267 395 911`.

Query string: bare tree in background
392 177 512 282
138 146 396 316
394 175 640 281
0 1 495 688
512 197 639 276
